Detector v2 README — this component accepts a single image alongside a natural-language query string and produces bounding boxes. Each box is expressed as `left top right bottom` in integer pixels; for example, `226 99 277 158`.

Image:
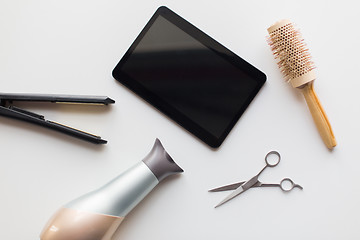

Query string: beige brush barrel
267 20 316 88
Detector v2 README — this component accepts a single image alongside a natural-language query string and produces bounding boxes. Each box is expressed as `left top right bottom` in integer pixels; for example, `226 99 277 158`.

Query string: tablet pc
112 6 266 148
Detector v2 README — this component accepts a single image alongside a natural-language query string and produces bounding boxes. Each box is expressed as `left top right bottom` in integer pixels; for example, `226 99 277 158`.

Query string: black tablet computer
113 6 266 148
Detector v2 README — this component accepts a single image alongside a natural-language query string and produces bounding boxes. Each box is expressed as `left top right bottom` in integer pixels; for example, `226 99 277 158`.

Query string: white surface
0 0 359 239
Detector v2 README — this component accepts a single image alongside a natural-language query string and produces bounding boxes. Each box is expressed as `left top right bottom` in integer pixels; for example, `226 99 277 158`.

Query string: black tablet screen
113 7 266 147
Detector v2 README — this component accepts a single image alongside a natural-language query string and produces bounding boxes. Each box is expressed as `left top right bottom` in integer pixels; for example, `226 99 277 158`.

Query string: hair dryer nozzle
143 138 183 181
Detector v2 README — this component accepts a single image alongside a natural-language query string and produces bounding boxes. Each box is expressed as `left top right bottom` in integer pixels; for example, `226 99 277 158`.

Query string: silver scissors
209 151 303 208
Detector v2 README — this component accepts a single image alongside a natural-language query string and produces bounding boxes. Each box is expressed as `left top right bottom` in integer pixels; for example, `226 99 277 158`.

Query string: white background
1 0 359 239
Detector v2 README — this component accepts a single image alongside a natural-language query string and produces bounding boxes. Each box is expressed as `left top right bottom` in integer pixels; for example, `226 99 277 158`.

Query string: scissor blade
214 176 258 208
208 181 245 192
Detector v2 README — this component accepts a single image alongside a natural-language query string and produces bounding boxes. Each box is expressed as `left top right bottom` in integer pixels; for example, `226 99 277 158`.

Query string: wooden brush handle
301 82 337 149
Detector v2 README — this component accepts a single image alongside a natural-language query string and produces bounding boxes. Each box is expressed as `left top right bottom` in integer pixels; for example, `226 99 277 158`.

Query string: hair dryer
40 139 183 240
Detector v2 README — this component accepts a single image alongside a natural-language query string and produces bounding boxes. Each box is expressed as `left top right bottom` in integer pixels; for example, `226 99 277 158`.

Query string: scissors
209 151 303 208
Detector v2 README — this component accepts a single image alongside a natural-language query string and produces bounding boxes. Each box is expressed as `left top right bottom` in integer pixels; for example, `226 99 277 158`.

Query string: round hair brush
267 19 336 149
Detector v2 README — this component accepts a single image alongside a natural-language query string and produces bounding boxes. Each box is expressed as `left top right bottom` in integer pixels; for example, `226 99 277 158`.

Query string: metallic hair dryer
40 139 183 240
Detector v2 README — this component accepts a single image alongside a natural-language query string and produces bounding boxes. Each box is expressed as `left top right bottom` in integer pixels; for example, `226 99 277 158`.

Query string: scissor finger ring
265 151 281 167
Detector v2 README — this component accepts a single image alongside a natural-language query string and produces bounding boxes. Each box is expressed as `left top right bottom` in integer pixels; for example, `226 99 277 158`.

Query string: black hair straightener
0 93 115 144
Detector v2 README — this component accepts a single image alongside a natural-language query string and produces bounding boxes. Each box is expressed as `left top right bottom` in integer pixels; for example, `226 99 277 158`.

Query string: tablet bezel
112 6 266 148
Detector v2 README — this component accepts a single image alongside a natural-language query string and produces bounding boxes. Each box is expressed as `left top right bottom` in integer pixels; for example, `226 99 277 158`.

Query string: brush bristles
267 20 316 84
